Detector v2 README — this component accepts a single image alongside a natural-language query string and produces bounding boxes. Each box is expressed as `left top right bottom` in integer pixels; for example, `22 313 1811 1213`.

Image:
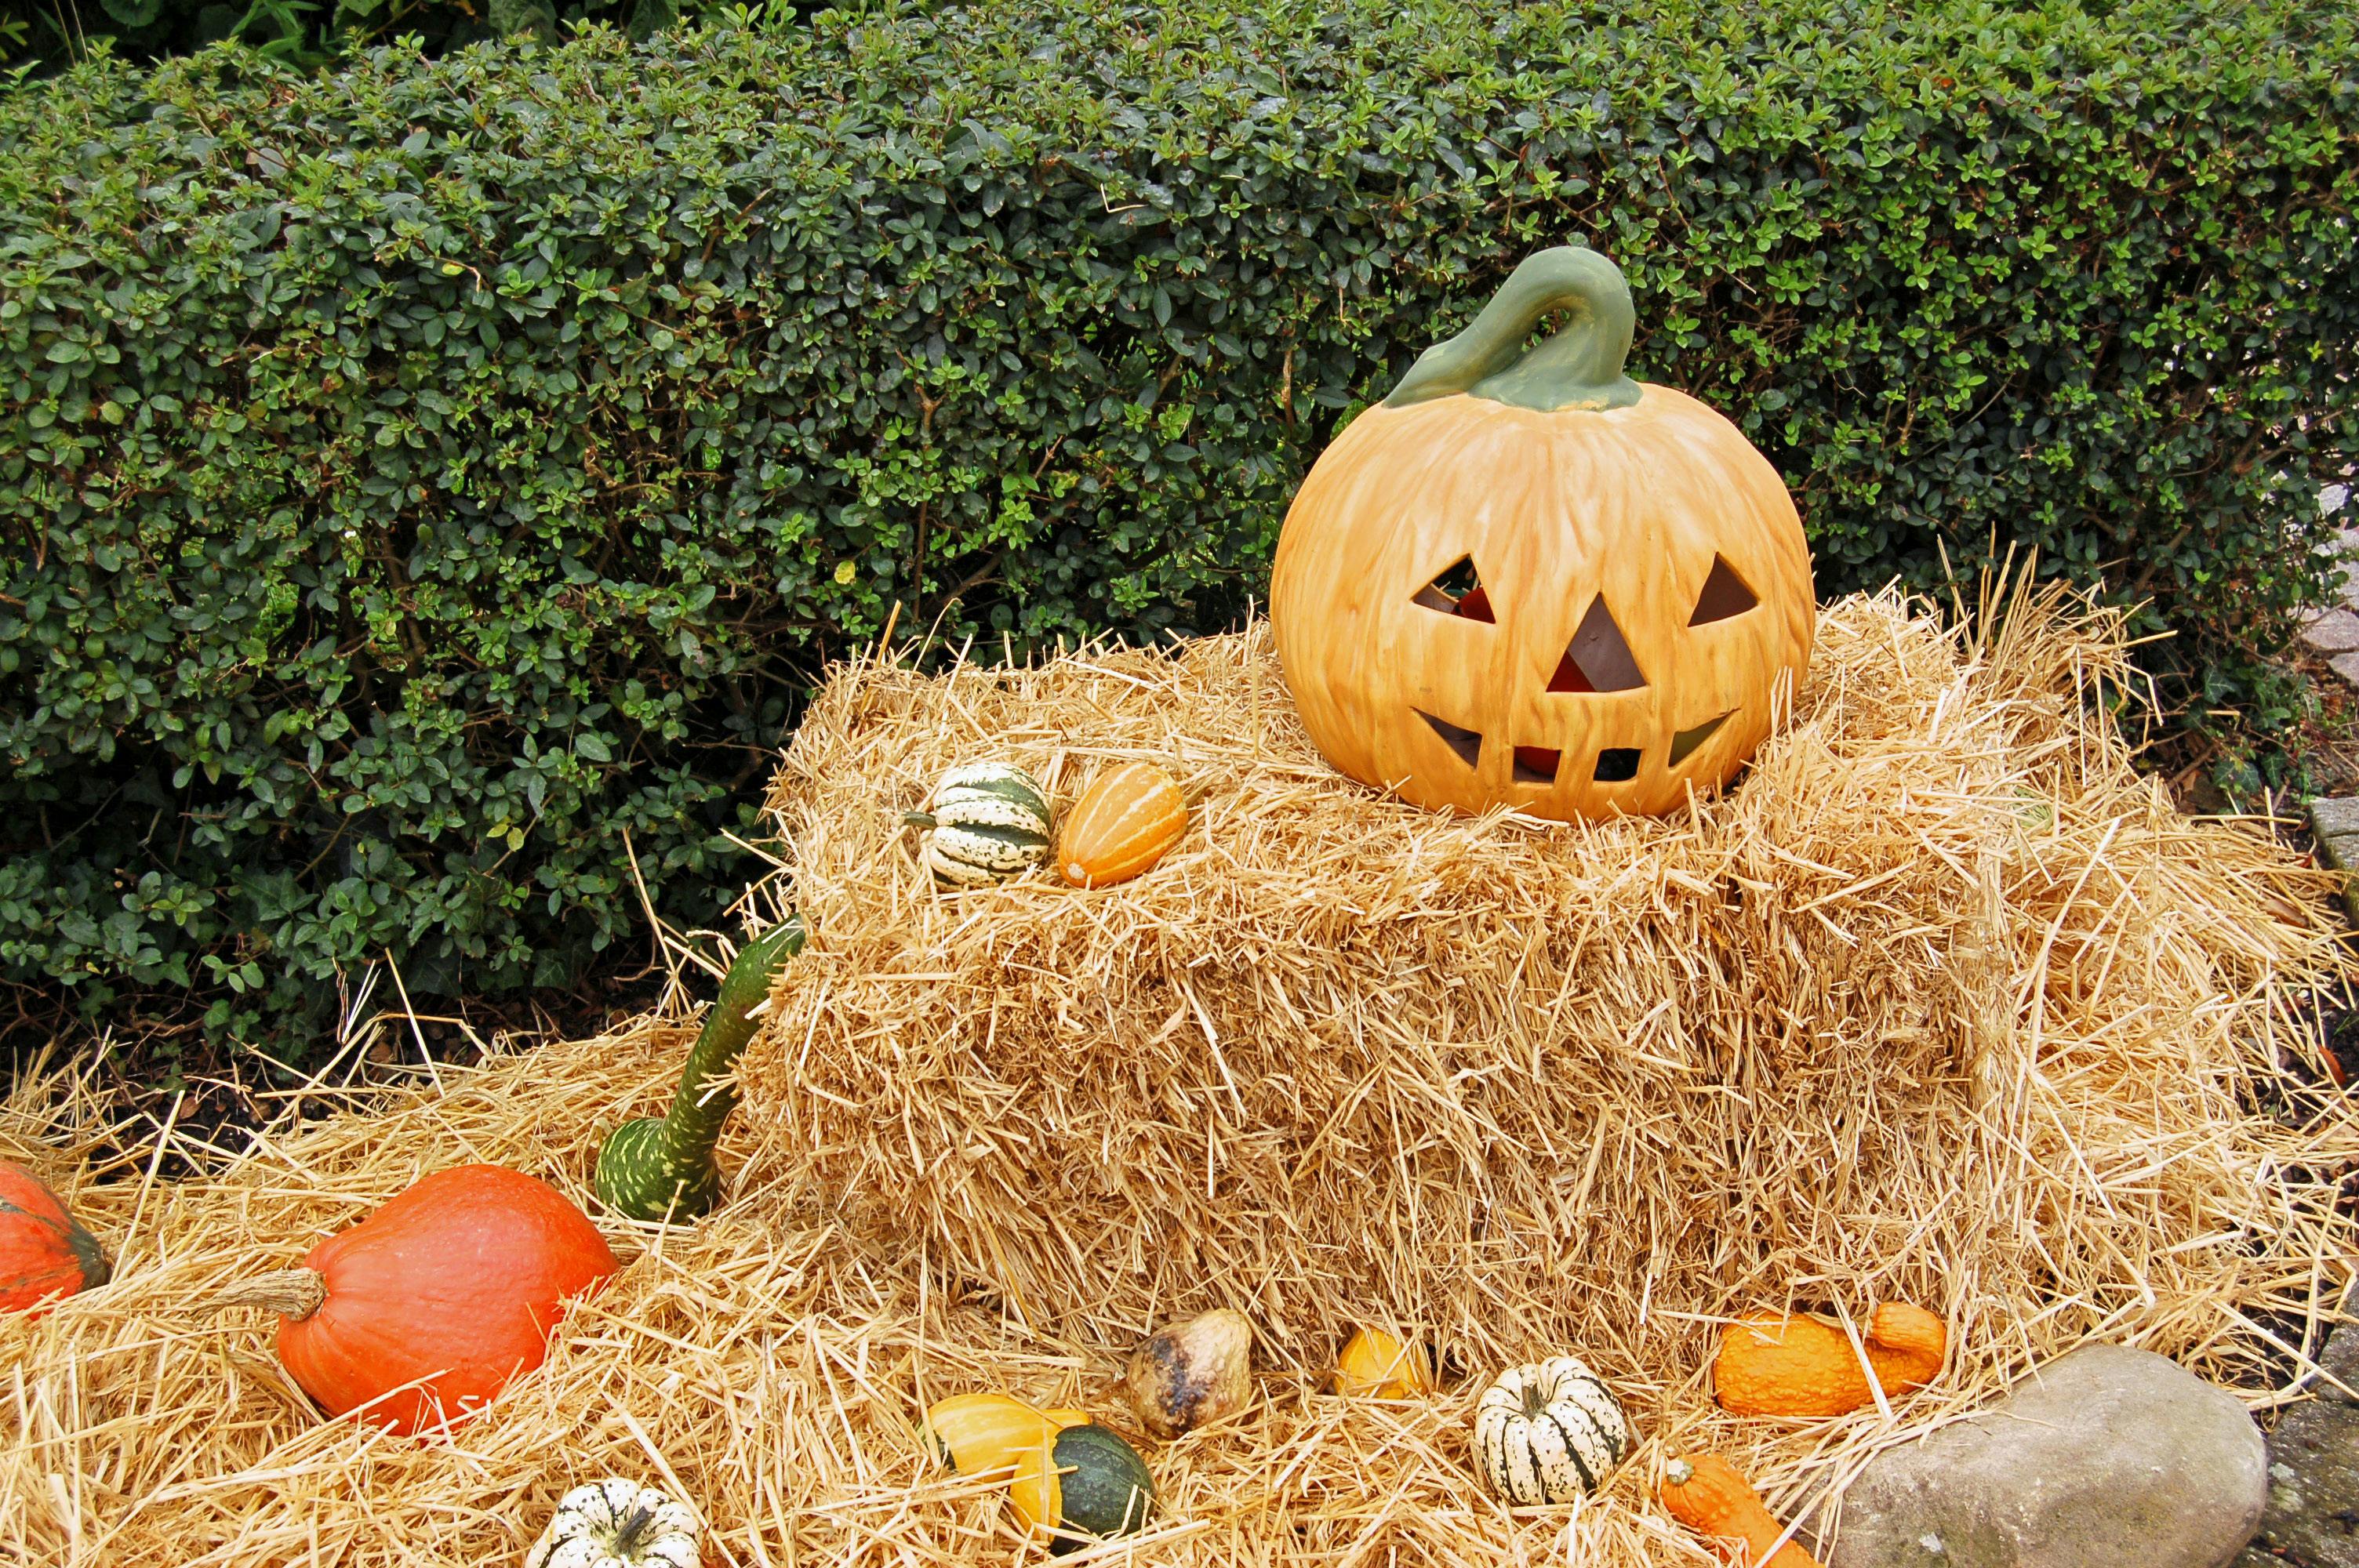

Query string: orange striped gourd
1058 762 1187 888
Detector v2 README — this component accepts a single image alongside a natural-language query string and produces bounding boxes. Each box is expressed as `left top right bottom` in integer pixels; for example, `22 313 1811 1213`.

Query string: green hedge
4 0 2355 1054
5 0 765 77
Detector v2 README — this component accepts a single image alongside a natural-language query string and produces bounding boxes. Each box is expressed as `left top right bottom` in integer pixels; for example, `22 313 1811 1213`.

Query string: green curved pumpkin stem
611 1505 655 1555
1385 245 1641 413
594 914 806 1223
67 1216 111 1290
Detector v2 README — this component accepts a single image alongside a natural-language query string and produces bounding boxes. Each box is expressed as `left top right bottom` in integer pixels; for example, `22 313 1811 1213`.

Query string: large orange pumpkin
1271 246 1814 819
0 1160 111 1315
227 1163 620 1435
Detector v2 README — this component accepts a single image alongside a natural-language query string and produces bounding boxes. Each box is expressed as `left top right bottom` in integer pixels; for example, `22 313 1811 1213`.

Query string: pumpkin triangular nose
1557 597 1645 691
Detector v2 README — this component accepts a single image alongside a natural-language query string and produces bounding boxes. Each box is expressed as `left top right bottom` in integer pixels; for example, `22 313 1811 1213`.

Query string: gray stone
2237 1318 2359 1567
2306 610 2359 653
2307 798 2359 866
2308 801 2359 924
2336 528 2359 608
1829 1342 2266 1568
2334 652 2359 686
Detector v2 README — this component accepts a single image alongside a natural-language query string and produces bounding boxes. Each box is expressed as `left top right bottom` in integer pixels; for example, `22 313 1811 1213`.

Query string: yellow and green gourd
924 1392 1155 1554
594 916 805 1221
906 762 1054 885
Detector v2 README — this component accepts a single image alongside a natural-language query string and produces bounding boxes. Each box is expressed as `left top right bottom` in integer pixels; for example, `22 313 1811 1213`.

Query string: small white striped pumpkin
1472 1356 1629 1504
906 762 1054 885
524 1478 700 1568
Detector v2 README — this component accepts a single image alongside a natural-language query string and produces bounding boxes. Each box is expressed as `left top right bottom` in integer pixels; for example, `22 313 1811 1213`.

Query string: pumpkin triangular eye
1416 709 1483 768
1413 557 1494 622
1549 597 1645 692
1689 556 1758 625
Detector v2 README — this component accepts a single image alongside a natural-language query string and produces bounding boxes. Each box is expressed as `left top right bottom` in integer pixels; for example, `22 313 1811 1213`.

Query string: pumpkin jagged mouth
1415 710 1667 789
1669 712 1732 766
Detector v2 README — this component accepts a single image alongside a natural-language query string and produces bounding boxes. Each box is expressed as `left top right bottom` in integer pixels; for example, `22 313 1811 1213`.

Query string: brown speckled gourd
1119 1307 1252 1436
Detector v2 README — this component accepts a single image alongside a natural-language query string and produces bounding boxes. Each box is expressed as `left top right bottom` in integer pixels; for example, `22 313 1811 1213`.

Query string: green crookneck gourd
594 916 805 1221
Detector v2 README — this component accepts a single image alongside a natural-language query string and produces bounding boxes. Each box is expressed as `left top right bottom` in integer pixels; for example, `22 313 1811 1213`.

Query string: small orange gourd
1659 1454 1823 1568
1057 761 1187 888
1333 1326 1436 1398
1714 1303 1946 1417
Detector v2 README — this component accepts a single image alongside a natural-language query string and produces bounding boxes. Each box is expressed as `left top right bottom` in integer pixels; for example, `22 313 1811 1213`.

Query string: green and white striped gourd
524 1477 700 1568
1471 1356 1629 1504
905 762 1054 885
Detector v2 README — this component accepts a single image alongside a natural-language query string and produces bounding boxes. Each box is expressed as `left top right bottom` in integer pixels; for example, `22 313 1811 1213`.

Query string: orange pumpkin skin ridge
1713 1303 1947 1417
1058 761 1187 888
277 1163 619 1435
1659 1453 1823 1568
0 1160 111 1316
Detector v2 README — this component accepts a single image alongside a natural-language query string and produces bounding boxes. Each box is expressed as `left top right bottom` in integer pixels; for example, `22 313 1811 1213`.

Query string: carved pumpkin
1270 246 1815 819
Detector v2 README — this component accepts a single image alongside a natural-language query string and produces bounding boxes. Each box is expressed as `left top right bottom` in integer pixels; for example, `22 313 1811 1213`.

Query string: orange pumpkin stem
1659 1454 1823 1568
1713 1302 1947 1417
214 1266 329 1321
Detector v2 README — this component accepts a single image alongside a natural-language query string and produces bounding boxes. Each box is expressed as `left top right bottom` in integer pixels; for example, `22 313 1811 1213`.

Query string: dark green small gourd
1042 1424 1154 1554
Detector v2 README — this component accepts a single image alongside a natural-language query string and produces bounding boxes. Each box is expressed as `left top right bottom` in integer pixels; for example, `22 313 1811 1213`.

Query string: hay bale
741 585 2357 1393
0 1032 1793 1567
2 583 2353 1568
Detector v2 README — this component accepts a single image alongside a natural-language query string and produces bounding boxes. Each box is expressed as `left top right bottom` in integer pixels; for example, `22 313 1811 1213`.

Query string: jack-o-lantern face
1271 246 1814 821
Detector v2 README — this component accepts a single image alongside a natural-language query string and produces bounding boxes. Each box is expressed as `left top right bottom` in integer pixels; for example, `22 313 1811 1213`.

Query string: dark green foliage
2 1 2354 1054
5 0 777 74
